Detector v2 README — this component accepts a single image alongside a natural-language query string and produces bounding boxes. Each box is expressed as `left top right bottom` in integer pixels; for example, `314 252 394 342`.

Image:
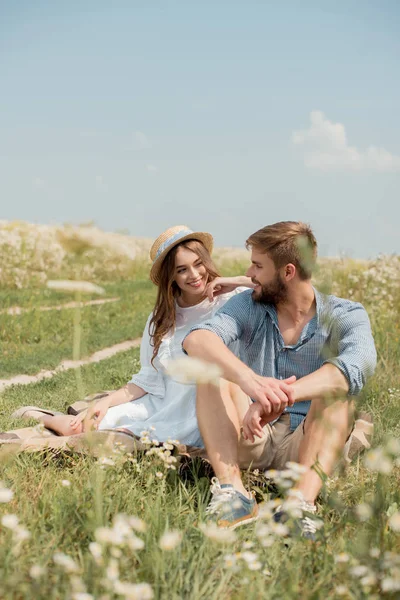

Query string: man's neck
276 282 316 325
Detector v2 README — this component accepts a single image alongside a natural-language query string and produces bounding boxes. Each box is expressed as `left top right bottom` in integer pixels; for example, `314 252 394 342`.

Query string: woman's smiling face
173 245 208 298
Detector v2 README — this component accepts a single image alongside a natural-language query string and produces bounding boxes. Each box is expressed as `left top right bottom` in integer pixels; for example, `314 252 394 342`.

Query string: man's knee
305 398 353 436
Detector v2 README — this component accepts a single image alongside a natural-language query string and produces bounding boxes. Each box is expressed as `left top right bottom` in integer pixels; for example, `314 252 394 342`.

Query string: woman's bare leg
22 411 83 436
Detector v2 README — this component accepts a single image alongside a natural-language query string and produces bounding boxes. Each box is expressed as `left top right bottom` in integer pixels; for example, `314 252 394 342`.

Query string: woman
17 225 253 447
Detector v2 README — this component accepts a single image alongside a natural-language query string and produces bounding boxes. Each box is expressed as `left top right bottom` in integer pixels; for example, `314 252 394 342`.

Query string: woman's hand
82 397 112 431
70 409 88 431
205 276 255 301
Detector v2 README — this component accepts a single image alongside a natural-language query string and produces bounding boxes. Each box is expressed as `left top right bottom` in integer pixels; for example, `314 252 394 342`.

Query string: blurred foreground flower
199 523 236 543
159 530 182 551
364 446 393 474
388 511 400 532
47 280 105 295
0 481 14 503
166 357 222 385
53 552 80 573
113 581 154 599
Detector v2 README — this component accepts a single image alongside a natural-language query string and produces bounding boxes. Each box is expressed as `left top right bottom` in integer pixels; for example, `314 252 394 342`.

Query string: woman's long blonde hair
149 239 220 365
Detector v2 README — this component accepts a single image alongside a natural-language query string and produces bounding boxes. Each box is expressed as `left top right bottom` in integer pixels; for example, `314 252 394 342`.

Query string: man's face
246 249 288 305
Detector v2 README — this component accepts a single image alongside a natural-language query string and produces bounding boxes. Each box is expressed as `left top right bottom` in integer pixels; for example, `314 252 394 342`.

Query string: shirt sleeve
183 290 252 348
323 302 377 396
129 313 166 398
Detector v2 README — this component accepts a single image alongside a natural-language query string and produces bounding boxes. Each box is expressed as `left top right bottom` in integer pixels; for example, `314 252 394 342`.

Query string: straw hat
150 225 214 285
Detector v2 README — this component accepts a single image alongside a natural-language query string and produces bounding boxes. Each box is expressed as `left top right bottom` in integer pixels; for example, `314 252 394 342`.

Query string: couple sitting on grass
13 221 377 539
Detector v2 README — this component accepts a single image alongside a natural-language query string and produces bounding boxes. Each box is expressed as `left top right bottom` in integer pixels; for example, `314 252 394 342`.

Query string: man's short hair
246 221 317 280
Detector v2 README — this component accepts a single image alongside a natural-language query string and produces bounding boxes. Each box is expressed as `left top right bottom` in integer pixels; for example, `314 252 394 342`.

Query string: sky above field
1 1 399 258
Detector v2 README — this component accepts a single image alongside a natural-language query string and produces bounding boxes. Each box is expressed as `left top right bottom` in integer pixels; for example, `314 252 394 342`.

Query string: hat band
154 229 194 261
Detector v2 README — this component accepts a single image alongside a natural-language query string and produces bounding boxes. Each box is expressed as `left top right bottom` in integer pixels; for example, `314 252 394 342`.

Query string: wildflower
30 565 46 579
364 447 393 474
97 457 115 467
159 530 182 551
335 553 350 564
73 594 94 600
386 437 400 456
1 514 19 529
360 574 377 588
155 472 164 479
53 552 80 573
242 541 254 549
89 542 103 560
106 558 119 581
0 485 13 503
335 585 349 596
262 568 272 577
199 523 237 543
126 536 145 551
61 479 71 487
269 521 290 537
350 565 369 578
355 503 373 522
381 577 400 592
113 581 154 599
248 561 262 571
127 516 147 533
47 280 105 295
369 548 380 558
223 554 238 569
14 527 30 542
166 357 222 385
388 512 400 532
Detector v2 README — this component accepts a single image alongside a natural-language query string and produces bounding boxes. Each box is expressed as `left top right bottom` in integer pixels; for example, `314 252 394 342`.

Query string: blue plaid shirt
186 289 377 431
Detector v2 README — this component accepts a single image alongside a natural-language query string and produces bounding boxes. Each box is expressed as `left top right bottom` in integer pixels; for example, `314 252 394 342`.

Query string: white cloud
135 131 152 149
292 111 400 172
146 164 157 173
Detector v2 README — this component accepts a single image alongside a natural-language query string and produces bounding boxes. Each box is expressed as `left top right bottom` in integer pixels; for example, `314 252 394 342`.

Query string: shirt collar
262 286 325 345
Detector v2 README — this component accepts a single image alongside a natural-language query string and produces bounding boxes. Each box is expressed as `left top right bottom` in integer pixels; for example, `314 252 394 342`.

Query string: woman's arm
70 383 147 430
206 276 255 301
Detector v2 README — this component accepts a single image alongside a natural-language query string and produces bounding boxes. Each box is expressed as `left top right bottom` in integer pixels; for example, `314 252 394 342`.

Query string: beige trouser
237 413 307 471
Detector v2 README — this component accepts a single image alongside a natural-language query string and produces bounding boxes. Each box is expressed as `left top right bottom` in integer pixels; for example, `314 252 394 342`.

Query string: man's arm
290 363 349 402
183 329 296 413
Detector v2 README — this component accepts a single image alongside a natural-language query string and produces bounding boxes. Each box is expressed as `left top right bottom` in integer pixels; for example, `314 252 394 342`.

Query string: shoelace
205 477 237 515
301 516 319 535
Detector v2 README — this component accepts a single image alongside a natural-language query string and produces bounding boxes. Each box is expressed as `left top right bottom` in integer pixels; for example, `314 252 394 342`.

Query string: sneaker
204 477 258 530
273 498 323 541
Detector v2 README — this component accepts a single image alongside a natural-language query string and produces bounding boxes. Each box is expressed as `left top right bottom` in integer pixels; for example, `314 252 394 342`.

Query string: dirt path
2 297 120 316
0 338 141 392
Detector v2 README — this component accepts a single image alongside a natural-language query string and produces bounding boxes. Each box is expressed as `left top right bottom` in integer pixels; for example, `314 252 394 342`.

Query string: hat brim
150 232 214 285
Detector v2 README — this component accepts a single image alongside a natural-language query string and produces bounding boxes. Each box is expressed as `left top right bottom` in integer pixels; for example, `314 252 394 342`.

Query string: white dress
98 290 244 447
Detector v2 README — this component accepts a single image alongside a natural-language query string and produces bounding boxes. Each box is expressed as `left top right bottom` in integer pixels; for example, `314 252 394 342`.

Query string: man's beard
252 272 288 305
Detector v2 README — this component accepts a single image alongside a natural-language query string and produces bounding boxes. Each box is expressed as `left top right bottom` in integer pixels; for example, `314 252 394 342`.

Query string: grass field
1 225 400 599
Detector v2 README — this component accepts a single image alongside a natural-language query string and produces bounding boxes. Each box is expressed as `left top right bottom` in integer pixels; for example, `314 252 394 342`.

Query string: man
183 221 376 536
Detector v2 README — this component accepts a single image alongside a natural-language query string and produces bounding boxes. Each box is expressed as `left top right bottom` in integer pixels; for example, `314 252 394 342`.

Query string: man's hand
237 372 296 415
242 402 285 442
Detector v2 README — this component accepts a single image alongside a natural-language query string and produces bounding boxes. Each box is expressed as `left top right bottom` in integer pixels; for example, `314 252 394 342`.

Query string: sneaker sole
218 509 259 530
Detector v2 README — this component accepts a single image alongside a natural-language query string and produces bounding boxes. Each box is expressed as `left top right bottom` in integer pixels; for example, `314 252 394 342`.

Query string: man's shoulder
316 289 369 322
217 288 255 311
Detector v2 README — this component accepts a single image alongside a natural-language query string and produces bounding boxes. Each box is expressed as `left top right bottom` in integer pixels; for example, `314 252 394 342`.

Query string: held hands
238 373 297 442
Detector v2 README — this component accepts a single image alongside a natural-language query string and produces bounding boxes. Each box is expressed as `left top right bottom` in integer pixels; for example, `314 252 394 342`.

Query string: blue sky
1 1 399 257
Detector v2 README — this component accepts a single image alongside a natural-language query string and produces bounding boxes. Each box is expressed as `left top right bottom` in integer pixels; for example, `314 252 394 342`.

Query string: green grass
0 281 155 378
1 257 400 599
